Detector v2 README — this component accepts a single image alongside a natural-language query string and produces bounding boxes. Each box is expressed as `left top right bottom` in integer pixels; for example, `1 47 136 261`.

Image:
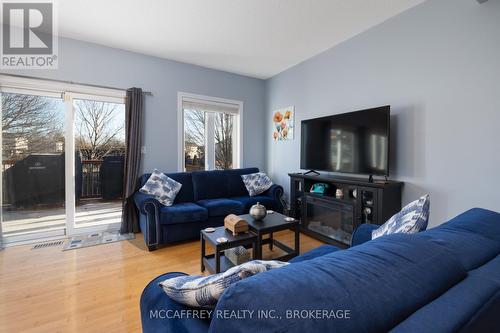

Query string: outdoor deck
2 200 122 237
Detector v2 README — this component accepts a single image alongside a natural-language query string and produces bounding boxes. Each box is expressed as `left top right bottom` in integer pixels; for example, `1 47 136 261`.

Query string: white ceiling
57 0 426 79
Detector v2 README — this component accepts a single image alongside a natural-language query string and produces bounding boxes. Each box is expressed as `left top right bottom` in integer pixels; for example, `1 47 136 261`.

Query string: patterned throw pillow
139 169 182 206
372 194 430 239
241 172 273 196
159 260 289 308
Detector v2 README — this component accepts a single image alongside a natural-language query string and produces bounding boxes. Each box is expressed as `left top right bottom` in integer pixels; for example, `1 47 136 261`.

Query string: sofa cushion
230 195 276 211
159 260 289 309
140 171 194 204
241 172 273 196
391 255 500 333
435 208 500 243
197 198 245 217
414 208 500 271
289 245 341 263
372 194 430 239
192 170 230 201
417 225 500 271
160 203 208 225
210 233 466 333
226 168 260 197
140 169 182 206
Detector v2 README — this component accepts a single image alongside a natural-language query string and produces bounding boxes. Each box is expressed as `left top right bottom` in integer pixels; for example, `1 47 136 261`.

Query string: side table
200 227 257 274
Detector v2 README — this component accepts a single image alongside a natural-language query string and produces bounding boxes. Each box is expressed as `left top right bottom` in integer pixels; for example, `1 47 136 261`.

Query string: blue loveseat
133 168 284 250
140 208 500 332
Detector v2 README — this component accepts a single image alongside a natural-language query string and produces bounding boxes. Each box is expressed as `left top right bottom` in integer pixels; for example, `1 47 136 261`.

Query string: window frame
178 92 243 172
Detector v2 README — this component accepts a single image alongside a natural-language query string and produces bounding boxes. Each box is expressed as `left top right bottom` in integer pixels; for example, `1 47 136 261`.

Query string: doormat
63 231 134 251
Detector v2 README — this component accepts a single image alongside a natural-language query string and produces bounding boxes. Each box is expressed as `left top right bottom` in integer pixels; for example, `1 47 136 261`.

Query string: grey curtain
120 88 144 234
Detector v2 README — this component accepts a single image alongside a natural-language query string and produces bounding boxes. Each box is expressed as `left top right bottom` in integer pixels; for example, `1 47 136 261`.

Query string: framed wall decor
272 106 294 141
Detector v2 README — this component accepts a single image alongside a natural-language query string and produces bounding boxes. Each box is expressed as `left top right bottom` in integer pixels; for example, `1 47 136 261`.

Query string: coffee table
200 227 257 274
240 212 300 261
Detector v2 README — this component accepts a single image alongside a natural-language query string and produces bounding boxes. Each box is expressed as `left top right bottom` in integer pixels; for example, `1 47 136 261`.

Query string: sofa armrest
140 272 210 333
263 184 284 213
351 223 379 246
133 191 162 249
133 191 161 214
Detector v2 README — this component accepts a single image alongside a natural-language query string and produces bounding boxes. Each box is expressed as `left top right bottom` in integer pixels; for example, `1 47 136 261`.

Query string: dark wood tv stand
289 173 403 247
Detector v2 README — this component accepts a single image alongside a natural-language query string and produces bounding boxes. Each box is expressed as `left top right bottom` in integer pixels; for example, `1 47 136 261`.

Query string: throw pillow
159 260 289 308
241 172 273 196
139 169 182 206
372 194 430 239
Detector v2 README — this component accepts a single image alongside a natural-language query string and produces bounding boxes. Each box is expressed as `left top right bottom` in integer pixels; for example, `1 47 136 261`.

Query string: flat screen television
300 106 390 176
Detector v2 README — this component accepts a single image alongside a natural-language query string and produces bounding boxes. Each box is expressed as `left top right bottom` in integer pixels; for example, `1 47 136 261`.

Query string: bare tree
184 109 205 146
214 113 233 169
183 110 205 170
183 109 234 170
1 92 63 161
75 100 125 160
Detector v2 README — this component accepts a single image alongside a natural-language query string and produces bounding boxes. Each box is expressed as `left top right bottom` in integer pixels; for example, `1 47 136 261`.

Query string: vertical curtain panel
120 88 144 234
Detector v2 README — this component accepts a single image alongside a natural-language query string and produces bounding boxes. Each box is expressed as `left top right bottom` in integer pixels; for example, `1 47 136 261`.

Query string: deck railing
2 159 102 199
2 160 15 172
81 160 102 198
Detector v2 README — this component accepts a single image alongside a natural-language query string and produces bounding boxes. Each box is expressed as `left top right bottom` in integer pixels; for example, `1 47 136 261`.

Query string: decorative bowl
249 202 267 221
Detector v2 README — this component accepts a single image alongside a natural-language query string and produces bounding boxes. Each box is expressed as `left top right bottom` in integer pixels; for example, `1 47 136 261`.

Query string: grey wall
3 0 499 227
2 37 267 173
266 0 500 227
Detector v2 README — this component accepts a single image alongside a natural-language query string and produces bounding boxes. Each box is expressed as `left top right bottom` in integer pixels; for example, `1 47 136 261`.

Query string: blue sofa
133 168 284 250
140 208 500 332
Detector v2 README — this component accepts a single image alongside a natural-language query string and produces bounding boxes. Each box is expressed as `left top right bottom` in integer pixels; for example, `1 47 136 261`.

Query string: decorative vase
249 202 267 221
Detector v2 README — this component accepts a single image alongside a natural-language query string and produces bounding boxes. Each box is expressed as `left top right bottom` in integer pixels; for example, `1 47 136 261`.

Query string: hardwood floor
0 231 324 333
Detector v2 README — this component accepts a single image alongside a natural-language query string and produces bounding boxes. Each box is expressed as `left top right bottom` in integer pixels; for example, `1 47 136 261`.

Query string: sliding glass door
0 83 125 244
71 95 125 232
1 90 66 241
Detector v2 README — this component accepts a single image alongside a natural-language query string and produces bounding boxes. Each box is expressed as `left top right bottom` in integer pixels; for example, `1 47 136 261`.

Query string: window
214 112 235 169
183 109 205 171
180 93 241 172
